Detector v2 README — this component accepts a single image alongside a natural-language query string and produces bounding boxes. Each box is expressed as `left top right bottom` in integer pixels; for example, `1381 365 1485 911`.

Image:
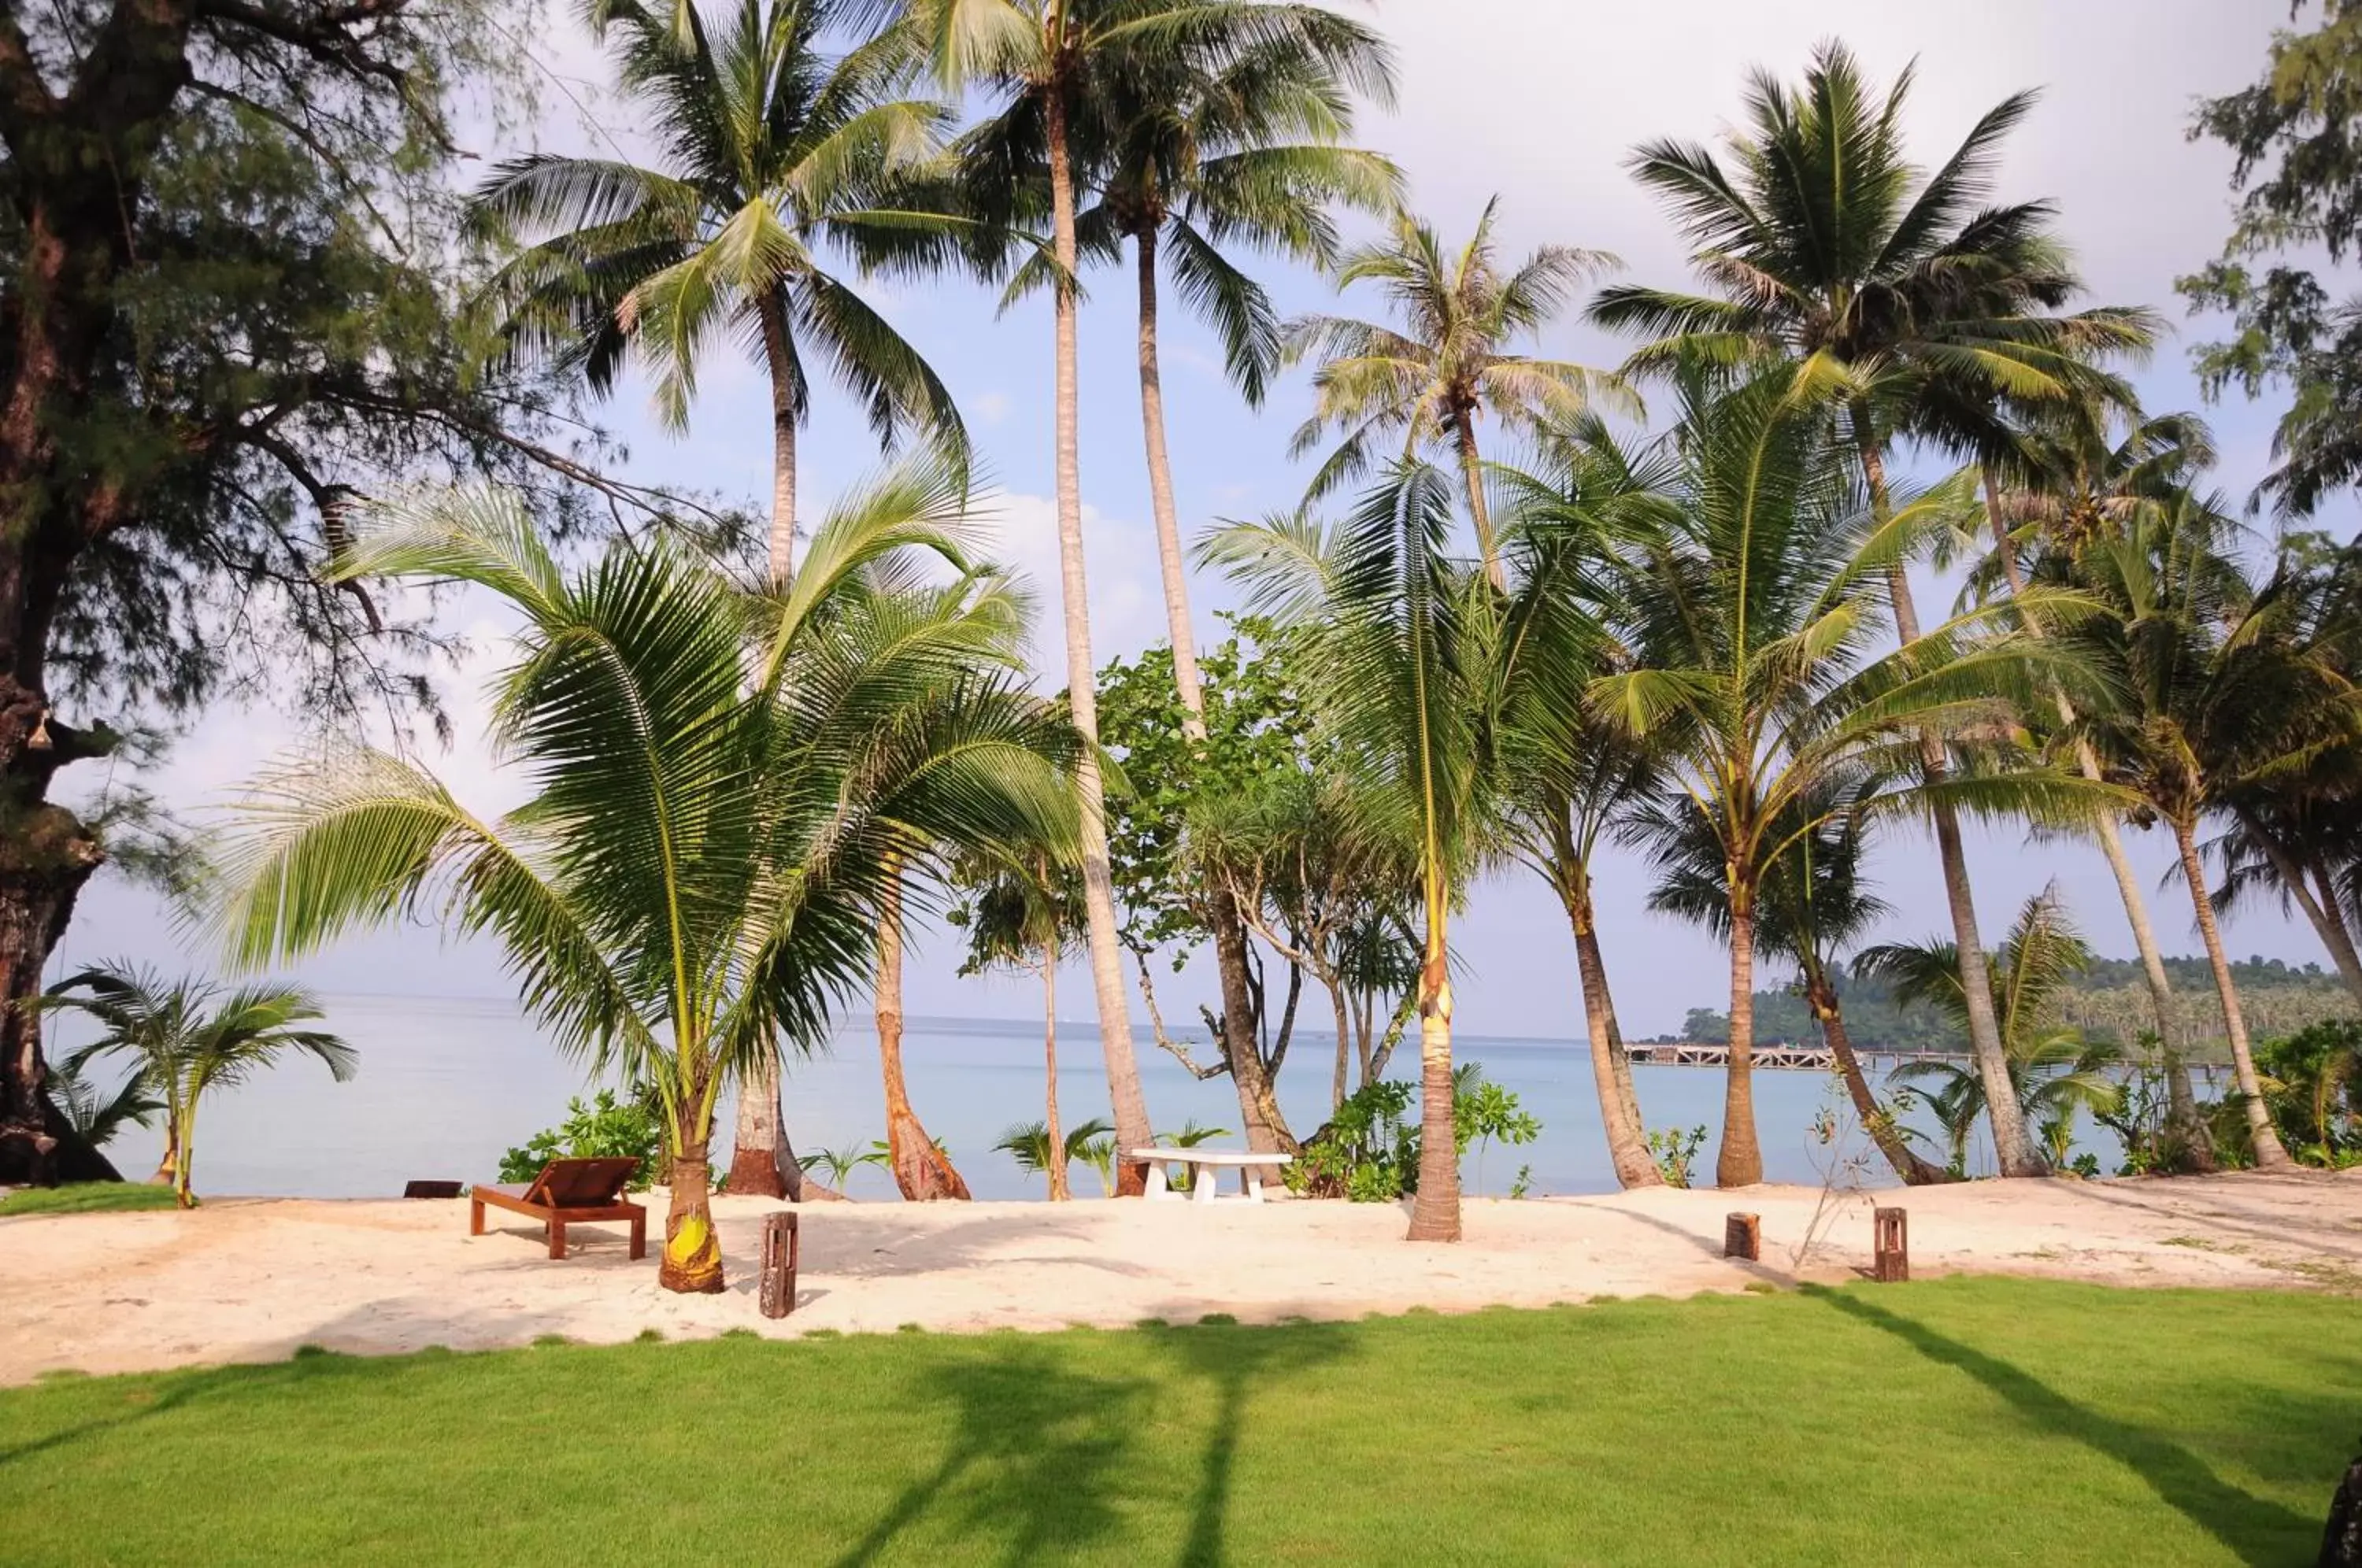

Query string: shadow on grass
1152 1318 1353 1568
0 1344 398 1472
1812 1286 2316 1567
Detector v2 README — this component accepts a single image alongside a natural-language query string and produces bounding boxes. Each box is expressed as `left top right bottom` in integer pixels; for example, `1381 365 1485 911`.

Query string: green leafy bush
498 1091 661 1191
1288 1070 1542 1201
1646 1125 1707 1188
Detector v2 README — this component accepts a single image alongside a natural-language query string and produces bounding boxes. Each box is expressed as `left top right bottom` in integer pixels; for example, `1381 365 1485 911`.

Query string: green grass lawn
0 1182 179 1217
0 1278 2349 1566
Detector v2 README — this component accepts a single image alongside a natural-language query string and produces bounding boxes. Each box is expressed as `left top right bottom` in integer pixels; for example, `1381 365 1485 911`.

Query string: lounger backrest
525 1156 642 1207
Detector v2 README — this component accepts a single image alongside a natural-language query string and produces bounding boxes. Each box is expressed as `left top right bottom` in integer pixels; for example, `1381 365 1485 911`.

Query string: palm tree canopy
1590 40 2155 449
470 0 966 447
216 460 1081 1146
46 964 357 1096
1286 200 1638 501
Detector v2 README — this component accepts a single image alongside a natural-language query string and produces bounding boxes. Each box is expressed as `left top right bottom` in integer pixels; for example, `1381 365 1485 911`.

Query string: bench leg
470 1197 485 1237
1193 1167 1220 1206
548 1219 565 1260
629 1211 646 1260
1246 1170 1264 1203
1144 1163 1170 1200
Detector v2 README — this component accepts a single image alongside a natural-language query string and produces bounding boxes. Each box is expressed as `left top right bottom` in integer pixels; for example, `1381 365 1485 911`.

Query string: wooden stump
2322 1444 2362 1567
1873 1206 1908 1282
1723 1211 1761 1262
758 1211 800 1319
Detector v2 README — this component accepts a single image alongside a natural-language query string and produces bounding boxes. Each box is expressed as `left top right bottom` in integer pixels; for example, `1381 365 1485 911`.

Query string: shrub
498 1091 661 1190
1646 1125 1707 1189
1287 1071 1542 1201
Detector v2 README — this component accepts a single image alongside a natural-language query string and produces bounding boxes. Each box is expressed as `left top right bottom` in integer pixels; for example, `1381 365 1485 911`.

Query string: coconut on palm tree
1286 199 1634 589
44 965 355 1207
217 460 1080 1289
1861 886 2123 1175
1593 42 2156 1178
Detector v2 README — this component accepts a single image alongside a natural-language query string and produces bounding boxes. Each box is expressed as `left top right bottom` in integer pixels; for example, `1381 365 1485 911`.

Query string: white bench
1127 1148 1294 1204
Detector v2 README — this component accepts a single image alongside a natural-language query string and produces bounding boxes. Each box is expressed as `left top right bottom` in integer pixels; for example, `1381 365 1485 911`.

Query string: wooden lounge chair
468 1157 646 1260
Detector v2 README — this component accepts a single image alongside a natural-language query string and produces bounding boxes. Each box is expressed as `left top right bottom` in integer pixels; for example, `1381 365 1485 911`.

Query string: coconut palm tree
1203 460 1594 1241
470 0 966 568
43 1052 164 1157
2059 497 2361 1170
1640 789 1951 1185
1862 887 2123 1174
1593 41 2156 1178
954 845 1087 1199
1286 200 1634 590
1578 361 2095 1187
45 965 354 1207
799 1142 890 1193
217 460 1080 1290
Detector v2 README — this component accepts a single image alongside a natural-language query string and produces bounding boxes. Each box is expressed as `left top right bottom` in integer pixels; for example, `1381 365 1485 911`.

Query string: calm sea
88 992 2116 1199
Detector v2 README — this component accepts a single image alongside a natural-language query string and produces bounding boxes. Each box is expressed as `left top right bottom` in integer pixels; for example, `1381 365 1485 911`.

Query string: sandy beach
3 1170 2356 1384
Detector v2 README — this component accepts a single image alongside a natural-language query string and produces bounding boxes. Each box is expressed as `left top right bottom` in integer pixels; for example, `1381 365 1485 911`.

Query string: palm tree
2061 498 2359 1170
1575 361 2094 1187
1286 200 1634 589
469 0 966 569
1862 887 2123 1174
995 1115 1113 1196
799 1142 890 1193
1205 460 1589 1241
1593 41 2155 1178
43 1052 164 1156
1641 789 1950 1186
1979 398 2222 1165
45 965 354 1207
217 460 1079 1289
955 845 1087 1199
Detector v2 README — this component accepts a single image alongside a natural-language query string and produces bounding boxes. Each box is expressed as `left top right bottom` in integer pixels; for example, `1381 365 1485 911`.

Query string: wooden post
1723 1212 1760 1262
1874 1206 1908 1282
759 1211 800 1318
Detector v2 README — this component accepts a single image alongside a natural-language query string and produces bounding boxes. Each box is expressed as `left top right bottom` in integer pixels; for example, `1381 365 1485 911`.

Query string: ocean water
89 991 2105 1200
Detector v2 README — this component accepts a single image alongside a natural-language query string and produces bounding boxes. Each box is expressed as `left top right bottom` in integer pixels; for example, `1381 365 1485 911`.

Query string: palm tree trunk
1046 87 1153 1194
659 1133 724 1294
1453 415 1505 592
2170 815 2293 1167
1718 892 1763 1187
1552 849 1658 1188
172 1093 196 1207
1327 979 1350 1113
2309 863 2362 1007
2248 826 2362 1006
726 288 805 1196
1132 227 1279 1167
877 871 969 1201
1983 466 2207 1162
1133 224 1207 727
756 288 799 584
1042 949 1069 1203
1808 972 1948 1185
1870 444 2043 1177
1405 901 1462 1241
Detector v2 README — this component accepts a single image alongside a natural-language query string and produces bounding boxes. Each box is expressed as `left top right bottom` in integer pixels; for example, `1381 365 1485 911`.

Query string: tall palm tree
472 0 967 568
1592 42 2155 1177
45 965 355 1207
1578 361 2093 1187
2061 498 2359 1170
957 846 1086 1198
1204 460 1592 1241
217 461 1079 1289
1286 200 1635 590
1861 887 2123 1174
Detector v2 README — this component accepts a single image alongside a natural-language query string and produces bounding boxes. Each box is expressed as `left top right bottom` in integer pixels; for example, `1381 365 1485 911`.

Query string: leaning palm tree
1862 887 2123 1175
1578 361 2095 1186
2061 497 2359 1170
217 460 1080 1289
1594 42 2155 1178
470 0 966 568
1286 200 1634 589
45 965 355 1207
1204 460 1590 1241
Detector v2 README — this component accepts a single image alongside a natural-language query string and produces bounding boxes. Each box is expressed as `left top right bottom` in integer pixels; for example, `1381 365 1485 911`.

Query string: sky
65 0 2352 1043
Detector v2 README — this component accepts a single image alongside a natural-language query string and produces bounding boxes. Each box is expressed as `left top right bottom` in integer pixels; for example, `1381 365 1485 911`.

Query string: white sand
3 1170 2356 1383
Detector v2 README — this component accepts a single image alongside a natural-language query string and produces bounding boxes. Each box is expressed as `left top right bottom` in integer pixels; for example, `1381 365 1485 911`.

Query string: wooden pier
1622 1041 1971 1072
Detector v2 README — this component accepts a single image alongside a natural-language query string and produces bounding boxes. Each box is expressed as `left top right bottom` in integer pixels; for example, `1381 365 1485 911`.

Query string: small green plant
1287 1079 1419 1200
1646 1125 1707 1189
1453 1063 1542 1196
1508 1164 1534 1200
798 1143 890 1193
499 1090 661 1191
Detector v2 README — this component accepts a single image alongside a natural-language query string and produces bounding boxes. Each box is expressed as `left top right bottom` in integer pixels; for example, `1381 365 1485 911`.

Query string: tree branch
1131 948 1227 1081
